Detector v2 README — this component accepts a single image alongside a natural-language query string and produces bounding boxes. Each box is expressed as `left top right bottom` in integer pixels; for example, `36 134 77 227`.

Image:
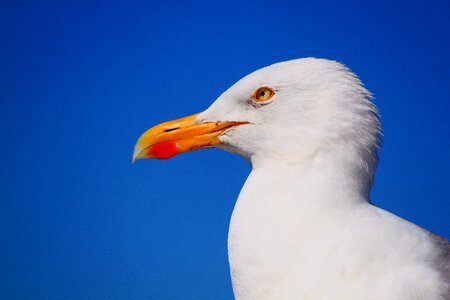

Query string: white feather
197 58 449 299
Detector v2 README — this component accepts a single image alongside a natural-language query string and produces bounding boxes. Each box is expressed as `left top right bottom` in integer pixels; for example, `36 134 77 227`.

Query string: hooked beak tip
132 145 143 164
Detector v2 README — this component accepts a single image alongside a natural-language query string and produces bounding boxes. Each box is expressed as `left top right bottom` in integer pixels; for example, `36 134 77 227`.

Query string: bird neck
228 152 375 298
246 150 374 208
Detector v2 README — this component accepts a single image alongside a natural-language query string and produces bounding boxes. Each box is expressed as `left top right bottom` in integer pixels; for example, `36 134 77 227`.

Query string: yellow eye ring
252 86 275 103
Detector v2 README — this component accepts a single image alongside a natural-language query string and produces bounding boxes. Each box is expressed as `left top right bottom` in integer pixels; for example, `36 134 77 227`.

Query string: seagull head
133 58 380 171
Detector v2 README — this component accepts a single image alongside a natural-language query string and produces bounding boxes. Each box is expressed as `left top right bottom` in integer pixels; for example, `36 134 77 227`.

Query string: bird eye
252 86 275 103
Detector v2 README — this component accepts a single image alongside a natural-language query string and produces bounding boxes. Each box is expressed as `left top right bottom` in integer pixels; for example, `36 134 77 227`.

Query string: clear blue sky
1 0 449 299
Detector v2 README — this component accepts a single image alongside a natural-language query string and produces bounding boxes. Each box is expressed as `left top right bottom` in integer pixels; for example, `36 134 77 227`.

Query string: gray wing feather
429 232 450 298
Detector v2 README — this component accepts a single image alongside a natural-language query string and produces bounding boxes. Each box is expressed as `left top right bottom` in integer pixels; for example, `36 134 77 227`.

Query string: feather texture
196 58 449 299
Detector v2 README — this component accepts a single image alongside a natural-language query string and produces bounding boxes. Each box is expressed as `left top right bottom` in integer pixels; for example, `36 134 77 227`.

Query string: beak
132 113 248 162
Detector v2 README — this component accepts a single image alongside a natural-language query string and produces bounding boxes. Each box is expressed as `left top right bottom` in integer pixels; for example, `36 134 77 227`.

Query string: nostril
164 127 179 133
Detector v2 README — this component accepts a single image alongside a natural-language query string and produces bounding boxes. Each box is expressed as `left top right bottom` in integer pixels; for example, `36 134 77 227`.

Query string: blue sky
1 0 449 299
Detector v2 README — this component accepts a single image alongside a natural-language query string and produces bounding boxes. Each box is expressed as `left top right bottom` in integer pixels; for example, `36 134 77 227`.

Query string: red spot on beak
148 141 179 160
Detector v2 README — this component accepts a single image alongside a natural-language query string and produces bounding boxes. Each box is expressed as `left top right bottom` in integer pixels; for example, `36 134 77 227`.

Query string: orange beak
132 113 248 162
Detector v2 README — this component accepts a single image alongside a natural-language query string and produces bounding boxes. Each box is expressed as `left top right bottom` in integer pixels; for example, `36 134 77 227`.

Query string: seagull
133 58 450 299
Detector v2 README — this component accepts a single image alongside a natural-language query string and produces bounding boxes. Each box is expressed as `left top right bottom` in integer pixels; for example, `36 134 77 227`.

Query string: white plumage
197 58 450 299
